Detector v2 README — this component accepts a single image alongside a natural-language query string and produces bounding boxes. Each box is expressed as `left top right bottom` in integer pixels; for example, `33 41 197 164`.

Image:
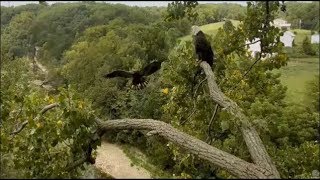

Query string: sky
0 1 248 7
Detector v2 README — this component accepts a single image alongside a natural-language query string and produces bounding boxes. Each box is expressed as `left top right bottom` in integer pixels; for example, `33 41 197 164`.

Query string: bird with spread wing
103 61 162 89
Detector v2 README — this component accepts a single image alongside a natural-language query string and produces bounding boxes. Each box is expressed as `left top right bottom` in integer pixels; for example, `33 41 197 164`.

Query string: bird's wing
103 70 133 78
141 61 162 76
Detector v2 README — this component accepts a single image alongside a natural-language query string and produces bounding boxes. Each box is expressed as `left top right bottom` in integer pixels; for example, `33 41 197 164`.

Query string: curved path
95 141 151 179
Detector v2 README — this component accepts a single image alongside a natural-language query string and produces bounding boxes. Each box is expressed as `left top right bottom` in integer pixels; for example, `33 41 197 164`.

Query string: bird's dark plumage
103 71 133 78
193 30 214 67
103 61 162 89
191 26 215 94
141 61 162 76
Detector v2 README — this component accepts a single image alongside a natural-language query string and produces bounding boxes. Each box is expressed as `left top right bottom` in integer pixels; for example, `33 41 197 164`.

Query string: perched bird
191 25 215 66
103 61 162 89
190 25 215 94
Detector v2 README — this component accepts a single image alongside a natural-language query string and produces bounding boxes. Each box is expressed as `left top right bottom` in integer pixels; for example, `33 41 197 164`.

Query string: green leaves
302 36 316 56
1 56 100 178
1 11 35 59
165 1 199 22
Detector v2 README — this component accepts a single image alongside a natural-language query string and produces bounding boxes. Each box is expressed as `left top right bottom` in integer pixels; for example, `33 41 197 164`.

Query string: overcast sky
0 1 248 7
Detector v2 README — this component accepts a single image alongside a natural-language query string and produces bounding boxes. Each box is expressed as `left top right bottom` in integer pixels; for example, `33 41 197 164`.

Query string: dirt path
95 141 152 179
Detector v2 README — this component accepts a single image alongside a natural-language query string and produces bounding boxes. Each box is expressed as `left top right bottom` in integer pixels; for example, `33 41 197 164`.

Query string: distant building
311 34 319 44
273 18 291 31
246 31 295 57
245 38 261 57
280 31 295 47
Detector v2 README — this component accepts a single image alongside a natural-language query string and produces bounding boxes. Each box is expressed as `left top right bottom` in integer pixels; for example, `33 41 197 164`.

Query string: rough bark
95 118 274 178
200 61 280 178
28 57 281 178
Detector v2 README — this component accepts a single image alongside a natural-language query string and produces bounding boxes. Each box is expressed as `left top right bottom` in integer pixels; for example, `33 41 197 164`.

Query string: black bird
192 25 215 67
103 61 162 89
191 25 215 94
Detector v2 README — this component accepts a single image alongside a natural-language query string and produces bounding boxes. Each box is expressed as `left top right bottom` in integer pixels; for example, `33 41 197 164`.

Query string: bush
302 36 316 56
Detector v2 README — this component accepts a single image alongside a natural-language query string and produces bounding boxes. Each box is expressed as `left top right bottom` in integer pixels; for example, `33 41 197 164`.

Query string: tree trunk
95 118 275 178
29 57 281 178
200 61 280 178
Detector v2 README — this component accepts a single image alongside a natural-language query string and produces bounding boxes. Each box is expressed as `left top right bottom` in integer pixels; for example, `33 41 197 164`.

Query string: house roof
283 31 295 37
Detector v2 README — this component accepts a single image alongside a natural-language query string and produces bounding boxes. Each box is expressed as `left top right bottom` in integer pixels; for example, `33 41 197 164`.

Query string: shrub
302 36 316 56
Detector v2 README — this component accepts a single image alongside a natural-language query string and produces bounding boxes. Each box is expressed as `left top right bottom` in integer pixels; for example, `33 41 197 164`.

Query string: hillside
1 2 319 179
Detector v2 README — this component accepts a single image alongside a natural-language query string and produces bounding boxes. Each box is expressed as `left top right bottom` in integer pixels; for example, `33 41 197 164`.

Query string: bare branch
206 104 219 144
200 61 280 178
39 103 59 114
10 120 28 135
224 39 261 55
11 103 60 136
181 77 207 125
96 118 274 178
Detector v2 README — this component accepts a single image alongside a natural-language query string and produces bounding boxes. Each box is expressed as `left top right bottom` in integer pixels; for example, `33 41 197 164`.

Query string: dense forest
1 1 319 179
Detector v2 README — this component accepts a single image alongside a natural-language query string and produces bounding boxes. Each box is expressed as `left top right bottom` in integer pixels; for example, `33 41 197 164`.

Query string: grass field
179 20 240 41
273 57 319 104
290 29 313 45
180 21 313 45
180 21 318 104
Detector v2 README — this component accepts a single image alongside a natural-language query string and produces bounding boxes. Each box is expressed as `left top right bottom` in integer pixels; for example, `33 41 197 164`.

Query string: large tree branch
11 103 60 136
200 61 280 178
206 104 219 144
95 118 274 178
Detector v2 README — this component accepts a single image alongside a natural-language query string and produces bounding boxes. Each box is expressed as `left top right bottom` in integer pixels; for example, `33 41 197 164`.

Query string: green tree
1 11 36 60
1 57 102 178
2 1 319 179
278 1 319 30
302 36 316 55
304 75 320 112
165 1 198 21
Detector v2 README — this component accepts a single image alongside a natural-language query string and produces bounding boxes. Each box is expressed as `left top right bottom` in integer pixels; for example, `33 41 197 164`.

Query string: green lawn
180 21 312 45
273 57 319 104
179 20 240 41
180 21 318 104
290 29 313 45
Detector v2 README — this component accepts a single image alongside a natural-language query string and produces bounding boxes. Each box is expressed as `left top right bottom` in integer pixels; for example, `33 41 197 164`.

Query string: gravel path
95 141 151 179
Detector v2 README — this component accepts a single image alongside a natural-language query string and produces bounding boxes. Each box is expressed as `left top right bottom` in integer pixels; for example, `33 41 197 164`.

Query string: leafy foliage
165 1 199 21
302 36 316 56
194 3 246 25
1 58 101 178
1 1 319 179
1 11 36 60
278 1 319 30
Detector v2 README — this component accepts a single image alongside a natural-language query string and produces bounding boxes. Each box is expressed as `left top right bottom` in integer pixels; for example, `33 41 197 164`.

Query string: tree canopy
1 1 319 179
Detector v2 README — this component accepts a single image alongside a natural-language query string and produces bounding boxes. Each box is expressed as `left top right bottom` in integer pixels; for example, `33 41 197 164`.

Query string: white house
246 31 295 57
311 34 319 44
273 18 291 31
280 31 295 47
246 38 261 57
